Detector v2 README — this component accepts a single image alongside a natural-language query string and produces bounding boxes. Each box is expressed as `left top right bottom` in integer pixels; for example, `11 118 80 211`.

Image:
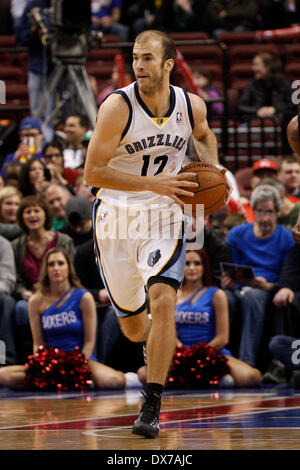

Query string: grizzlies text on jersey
91 81 194 207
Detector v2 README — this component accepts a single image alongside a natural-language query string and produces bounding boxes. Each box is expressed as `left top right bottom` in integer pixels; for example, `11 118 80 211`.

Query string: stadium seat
228 43 280 65
0 35 17 48
86 63 114 79
284 43 300 62
285 63 300 81
217 31 257 45
5 83 29 105
230 63 254 86
0 65 24 83
169 32 209 41
177 45 223 66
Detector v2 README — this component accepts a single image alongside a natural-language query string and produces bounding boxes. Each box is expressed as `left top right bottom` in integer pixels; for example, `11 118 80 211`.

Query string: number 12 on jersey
141 155 169 176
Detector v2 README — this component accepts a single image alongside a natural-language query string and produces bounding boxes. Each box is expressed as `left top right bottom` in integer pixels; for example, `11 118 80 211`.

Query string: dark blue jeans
225 288 271 367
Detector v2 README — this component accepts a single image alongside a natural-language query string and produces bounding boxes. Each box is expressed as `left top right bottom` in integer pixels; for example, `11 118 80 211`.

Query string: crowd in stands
0 0 300 389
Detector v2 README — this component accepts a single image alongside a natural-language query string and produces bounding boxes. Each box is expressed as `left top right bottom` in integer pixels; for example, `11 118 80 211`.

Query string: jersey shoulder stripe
183 90 194 130
112 89 133 139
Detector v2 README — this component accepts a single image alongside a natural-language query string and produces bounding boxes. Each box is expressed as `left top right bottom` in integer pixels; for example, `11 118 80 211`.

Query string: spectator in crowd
239 53 296 153
209 212 228 240
187 219 232 287
60 196 93 247
221 184 295 367
277 156 300 199
44 183 72 231
272 244 300 337
91 0 128 41
223 213 247 237
263 203 300 384
96 65 134 106
75 176 96 204
192 67 224 119
10 0 27 29
0 235 17 365
12 196 75 346
175 248 261 387
251 158 278 191
63 115 90 169
43 140 81 191
0 117 43 177
0 186 23 241
129 0 163 38
259 177 300 230
18 158 49 197
0 0 13 34
239 53 295 119
14 1 54 141
0 186 21 225
2 161 23 188
259 0 300 30
206 0 259 37
141 0 209 36
0 248 146 390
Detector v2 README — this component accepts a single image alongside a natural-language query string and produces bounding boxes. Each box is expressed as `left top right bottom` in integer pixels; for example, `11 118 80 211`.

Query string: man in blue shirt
221 184 295 367
91 0 128 41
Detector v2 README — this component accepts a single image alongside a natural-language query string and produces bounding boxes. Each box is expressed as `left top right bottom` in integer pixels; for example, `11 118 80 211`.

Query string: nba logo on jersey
147 249 161 267
176 112 182 124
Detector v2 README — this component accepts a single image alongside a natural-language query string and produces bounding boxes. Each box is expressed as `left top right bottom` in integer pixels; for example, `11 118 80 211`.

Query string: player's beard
138 67 164 96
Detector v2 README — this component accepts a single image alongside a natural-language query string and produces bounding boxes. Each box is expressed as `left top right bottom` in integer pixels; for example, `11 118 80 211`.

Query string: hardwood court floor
0 387 300 450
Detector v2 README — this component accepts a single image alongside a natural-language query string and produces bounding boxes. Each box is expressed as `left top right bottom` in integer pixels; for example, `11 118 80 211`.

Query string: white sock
218 374 236 388
124 372 143 389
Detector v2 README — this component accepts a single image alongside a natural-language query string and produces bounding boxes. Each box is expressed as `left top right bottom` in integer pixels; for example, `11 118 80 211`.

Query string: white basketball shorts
92 198 186 318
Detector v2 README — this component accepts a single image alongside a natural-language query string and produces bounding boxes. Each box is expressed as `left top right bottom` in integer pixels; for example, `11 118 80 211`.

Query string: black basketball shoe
132 390 161 438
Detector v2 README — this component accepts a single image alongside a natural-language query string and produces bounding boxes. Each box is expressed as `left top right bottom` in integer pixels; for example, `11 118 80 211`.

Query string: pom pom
166 342 229 389
25 346 92 392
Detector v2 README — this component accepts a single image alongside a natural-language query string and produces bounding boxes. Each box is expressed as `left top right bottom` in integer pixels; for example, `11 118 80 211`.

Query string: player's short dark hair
135 30 177 63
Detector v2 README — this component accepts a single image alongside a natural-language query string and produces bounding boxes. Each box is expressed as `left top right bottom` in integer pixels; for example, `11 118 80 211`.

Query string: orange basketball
178 162 228 216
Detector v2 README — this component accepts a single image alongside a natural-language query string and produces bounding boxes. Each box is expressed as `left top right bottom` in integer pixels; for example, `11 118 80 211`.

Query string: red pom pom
166 342 229 389
25 346 92 392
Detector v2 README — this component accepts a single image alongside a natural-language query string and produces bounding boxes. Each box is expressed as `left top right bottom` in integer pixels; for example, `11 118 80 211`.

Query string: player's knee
149 286 176 315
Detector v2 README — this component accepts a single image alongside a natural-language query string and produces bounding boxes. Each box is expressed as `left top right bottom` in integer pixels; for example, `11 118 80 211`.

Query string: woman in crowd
0 186 23 241
42 140 80 192
0 248 145 390
175 249 262 387
18 158 48 197
12 195 74 328
239 52 294 118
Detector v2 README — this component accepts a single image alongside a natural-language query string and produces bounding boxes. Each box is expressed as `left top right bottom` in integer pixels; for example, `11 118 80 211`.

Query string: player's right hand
147 163 199 207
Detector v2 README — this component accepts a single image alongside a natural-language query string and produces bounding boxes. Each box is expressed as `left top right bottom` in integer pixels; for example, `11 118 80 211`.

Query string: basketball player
287 114 300 244
84 30 221 438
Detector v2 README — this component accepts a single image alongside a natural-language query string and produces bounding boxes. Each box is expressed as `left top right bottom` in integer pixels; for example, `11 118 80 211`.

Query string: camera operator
14 0 54 141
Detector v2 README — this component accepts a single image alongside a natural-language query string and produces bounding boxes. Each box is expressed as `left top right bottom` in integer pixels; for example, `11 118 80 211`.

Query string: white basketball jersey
95 82 194 206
